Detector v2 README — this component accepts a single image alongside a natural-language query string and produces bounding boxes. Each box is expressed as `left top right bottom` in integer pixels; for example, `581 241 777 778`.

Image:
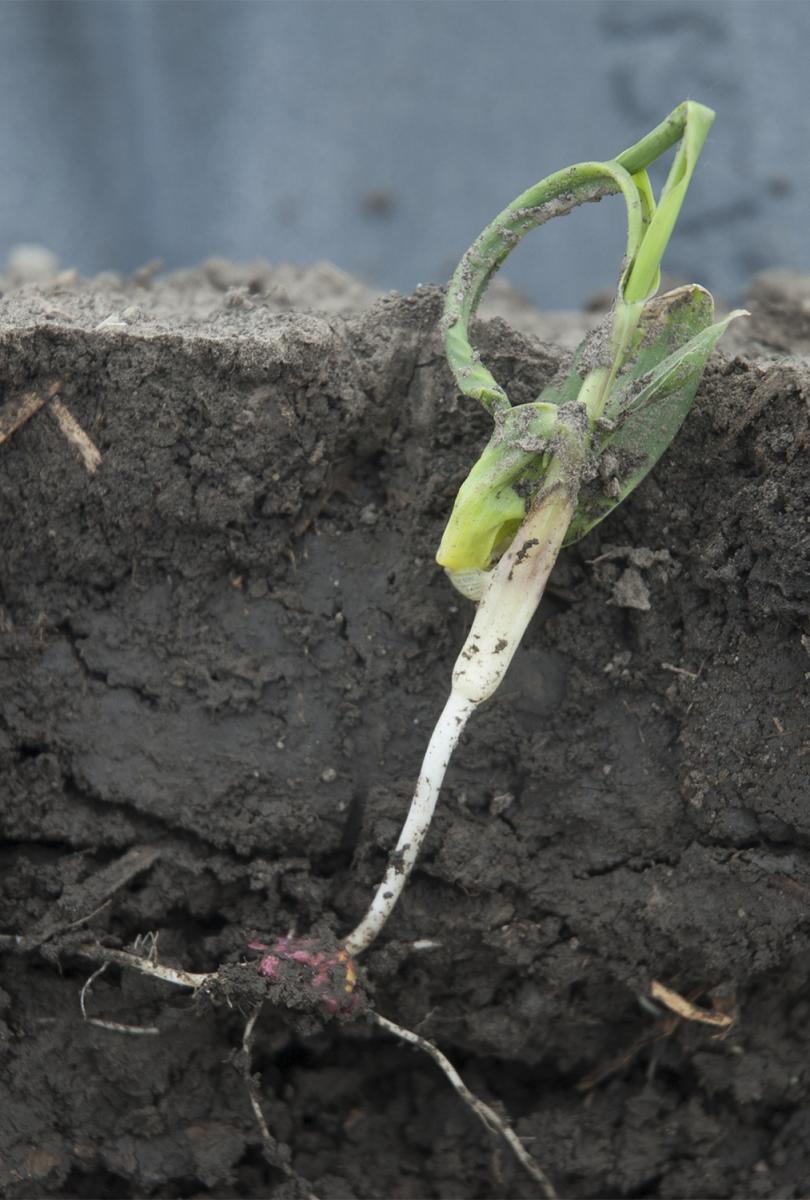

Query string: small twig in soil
0 380 60 444
64 897 113 932
660 661 701 680
48 396 102 473
0 377 102 472
578 982 735 1093
369 1009 559 1200
18 844 163 951
577 1025 678 1094
649 979 734 1030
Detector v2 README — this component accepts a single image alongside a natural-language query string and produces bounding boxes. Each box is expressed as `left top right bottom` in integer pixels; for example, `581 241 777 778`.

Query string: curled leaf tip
438 101 724 577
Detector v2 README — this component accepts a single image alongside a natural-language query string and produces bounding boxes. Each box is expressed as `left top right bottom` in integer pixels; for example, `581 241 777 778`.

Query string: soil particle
1 264 810 1198
514 537 539 566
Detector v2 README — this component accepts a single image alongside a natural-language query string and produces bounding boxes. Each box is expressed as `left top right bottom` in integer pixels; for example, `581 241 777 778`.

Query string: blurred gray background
1 0 807 308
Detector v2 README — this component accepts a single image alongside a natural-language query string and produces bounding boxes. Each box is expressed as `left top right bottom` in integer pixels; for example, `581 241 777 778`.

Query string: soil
1 259 809 1200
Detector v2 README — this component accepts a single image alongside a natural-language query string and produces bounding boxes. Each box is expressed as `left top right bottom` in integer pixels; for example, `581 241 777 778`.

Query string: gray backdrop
1 0 807 307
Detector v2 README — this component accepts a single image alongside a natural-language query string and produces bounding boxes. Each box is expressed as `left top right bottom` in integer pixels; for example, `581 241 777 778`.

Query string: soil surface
1 260 809 1199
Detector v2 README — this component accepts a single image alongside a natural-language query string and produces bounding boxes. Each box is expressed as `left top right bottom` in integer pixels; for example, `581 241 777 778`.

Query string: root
68 945 558 1195
241 1006 320 1200
80 962 160 1035
4 931 559 1197
71 949 318 1196
369 1009 559 1200
76 941 212 991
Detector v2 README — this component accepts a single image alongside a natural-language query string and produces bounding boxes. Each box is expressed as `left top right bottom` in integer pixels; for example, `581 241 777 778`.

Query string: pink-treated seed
248 936 360 1015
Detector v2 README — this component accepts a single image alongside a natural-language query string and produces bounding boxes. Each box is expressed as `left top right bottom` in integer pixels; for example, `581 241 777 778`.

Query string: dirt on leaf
1 260 809 1199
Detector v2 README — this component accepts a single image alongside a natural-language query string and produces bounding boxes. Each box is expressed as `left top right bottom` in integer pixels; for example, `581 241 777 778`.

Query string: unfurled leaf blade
538 284 713 413
604 284 715 419
564 305 745 545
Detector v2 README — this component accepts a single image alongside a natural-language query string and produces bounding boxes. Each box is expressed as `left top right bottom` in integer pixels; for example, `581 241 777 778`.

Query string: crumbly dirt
1 261 809 1199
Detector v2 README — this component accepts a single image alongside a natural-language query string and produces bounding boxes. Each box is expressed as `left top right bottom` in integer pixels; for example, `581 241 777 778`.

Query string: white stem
343 688 475 957
344 486 576 957
451 487 576 704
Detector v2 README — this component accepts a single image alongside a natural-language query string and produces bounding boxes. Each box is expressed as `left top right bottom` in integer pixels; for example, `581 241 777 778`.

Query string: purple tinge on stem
248 935 360 1015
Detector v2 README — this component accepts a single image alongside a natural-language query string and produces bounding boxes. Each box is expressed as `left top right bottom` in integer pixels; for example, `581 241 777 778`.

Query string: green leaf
444 320 510 417
604 283 715 418
436 102 725 576
442 158 645 418
537 284 713 413
436 403 559 571
565 292 745 545
621 102 715 304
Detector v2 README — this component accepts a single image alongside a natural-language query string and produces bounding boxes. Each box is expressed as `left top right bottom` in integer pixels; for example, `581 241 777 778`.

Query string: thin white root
370 1010 558 1200
343 688 475 957
242 1008 282 1155
79 961 161 1035
242 1006 320 1200
80 962 109 1021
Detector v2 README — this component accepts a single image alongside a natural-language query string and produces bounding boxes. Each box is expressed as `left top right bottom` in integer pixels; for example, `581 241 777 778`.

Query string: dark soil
1 262 809 1199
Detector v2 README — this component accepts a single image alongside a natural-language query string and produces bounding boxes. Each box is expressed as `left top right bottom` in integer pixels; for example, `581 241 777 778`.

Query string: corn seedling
344 100 745 957
1 103 746 1200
